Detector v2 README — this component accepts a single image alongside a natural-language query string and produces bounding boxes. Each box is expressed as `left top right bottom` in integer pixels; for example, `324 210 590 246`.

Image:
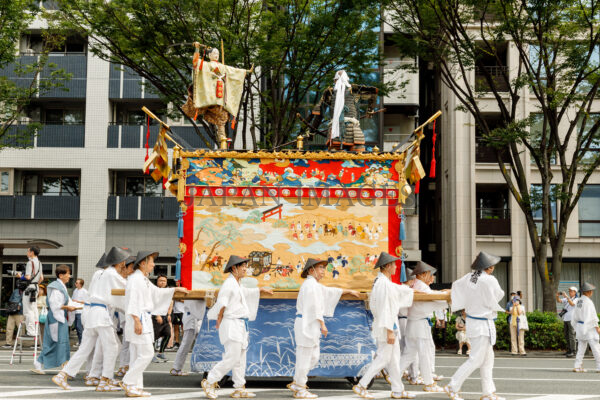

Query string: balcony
475 137 511 163
475 66 510 92
476 208 511 235
107 195 179 221
2 124 85 148
107 125 213 149
40 54 87 98
108 63 159 99
0 195 80 219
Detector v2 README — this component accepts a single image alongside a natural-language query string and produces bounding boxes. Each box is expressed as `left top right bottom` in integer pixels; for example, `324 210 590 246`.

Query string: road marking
0 387 95 397
513 396 599 400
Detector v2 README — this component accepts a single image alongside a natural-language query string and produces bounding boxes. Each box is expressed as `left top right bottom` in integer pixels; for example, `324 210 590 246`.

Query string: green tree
0 2 70 150
387 0 600 310
52 0 380 148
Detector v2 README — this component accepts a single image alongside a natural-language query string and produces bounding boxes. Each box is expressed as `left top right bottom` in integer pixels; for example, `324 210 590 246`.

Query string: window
150 261 177 286
41 176 80 196
125 177 163 197
531 184 557 234
45 109 85 125
579 185 600 236
576 113 600 163
0 170 11 194
530 114 556 164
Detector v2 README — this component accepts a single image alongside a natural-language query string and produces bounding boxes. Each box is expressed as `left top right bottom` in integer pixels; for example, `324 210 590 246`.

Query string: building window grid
579 184 600 237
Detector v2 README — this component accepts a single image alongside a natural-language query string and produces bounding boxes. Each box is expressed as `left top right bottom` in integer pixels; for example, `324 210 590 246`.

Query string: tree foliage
52 0 381 148
386 0 600 310
0 1 70 150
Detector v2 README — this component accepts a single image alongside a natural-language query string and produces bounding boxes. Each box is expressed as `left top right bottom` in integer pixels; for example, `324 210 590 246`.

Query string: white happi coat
405 279 446 339
85 266 127 329
572 295 600 342
451 271 504 344
206 275 260 348
81 269 105 327
371 273 414 342
124 269 175 345
295 275 343 347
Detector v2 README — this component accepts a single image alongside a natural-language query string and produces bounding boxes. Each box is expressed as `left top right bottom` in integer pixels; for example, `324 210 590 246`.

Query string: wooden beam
413 110 442 134
111 288 451 302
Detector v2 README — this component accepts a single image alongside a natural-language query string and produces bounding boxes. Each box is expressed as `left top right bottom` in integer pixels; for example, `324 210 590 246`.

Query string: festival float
119 42 445 380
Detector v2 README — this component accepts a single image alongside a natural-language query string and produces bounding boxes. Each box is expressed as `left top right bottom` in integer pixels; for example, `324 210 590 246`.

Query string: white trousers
399 337 434 385
293 345 320 386
448 335 496 396
207 340 248 388
122 342 154 388
120 339 130 368
62 326 120 379
359 337 405 393
173 329 196 371
22 292 38 336
574 339 600 369
85 337 101 375
88 338 104 378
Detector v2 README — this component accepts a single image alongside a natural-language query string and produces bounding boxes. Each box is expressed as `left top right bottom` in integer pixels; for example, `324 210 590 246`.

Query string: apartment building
436 39 600 309
0 17 421 305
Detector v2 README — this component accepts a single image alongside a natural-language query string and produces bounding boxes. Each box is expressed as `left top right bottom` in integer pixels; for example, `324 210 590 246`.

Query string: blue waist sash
240 317 249 331
577 321 584 324
425 317 433 327
90 303 107 309
467 314 497 321
398 316 407 319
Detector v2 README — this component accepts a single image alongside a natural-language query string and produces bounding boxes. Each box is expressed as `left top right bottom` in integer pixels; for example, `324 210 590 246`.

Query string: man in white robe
353 252 415 400
53 247 131 392
287 258 359 399
171 300 206 376
202 255 273 399
571 282 600 372
116 255 136 378
398 262 447 393
399 269 421 384
444 251 505 400
120 250 188 397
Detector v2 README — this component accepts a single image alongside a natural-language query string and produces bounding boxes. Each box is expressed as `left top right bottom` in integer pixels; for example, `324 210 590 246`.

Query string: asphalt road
0 349 599 399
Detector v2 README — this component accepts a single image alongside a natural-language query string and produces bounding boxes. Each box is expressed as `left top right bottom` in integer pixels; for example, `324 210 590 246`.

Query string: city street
0 349 599 399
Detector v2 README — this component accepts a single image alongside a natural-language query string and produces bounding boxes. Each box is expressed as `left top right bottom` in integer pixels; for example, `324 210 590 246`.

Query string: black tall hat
105 247 131 266
374 251 401 269
406 268 415 281
95 253 108 268
471 251 501 271
412 261 437 275
301 258 327 278
581 282 596 292
224 255 249 273
125 255 136 266
134 250 159 267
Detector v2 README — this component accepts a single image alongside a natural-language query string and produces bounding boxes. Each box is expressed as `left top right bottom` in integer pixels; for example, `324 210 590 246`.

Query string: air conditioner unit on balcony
19 117 32 125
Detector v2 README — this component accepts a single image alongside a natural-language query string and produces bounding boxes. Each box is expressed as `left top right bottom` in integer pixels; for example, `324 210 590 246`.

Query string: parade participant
399 268 421 385
572 282 600 373
82 253 108 387
398 261 447 393
120 250 188 397
287 258 359 399
201 255 273 399
116 255 137 378
444 251 505 400
353 252 415 400
53 247 130 391
32 265 77 374
171 300 207 376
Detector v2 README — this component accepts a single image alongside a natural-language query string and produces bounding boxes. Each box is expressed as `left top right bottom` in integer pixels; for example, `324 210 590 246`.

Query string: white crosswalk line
514 396 599 400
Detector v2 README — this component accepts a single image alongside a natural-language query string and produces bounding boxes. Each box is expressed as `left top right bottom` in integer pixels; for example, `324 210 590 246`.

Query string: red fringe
144 115 150 174
430 119 437 178
415 179 420 194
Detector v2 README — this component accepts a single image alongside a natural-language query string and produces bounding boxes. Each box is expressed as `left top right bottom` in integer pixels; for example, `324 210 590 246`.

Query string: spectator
71 278 89 346
506 291 518 347
556 287 578 358
20 246 43 337
171 281 185 349
152 275 173 363
32 265 77 374
455 310 470 355
2 288 25 349
509 299 528 356
37 285 47 345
